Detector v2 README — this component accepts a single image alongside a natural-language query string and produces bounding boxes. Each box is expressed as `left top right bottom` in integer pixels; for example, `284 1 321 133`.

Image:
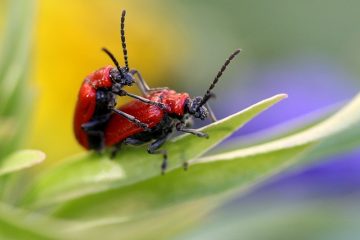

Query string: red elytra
73 66 113 149
104 89 189 146
73 10 162 151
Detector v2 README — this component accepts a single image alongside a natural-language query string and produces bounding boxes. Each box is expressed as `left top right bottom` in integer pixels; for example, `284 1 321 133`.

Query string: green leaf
0 150 45 177
214 102 340 153
0 150 46 205
177 192 360 240
0 203 60 240
0 117 16 142
21 154 127 207
65 198 215 240
53 145 307 220
52 92 360 225
22 94 287 208
0 0 34 108
0 0 36 158
193 92 360 165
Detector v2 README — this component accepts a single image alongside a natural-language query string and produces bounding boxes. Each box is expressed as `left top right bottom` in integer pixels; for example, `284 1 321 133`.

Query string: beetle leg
81 122 100 131
176 123 209 138
110 141 123 159
205 103 217 122
81 116 111 151
81 116 110 131
112 109 150 131
130 69 168 95
118 90 167 110
147 136 168 175
146 87 169 93
183 161 189 171
111 138 146 159
124 138 146 146
129 69 150 95
175 123 208 170
84 130 105 152
203 92 217 122
182 115 194 128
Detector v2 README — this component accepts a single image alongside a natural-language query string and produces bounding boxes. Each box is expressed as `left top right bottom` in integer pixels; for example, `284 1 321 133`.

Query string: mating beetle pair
74 10 164 151
74 10 240 173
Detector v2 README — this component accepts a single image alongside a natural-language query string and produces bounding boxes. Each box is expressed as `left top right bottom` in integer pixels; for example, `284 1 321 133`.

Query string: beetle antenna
198 49 241 109
121 10 129 72
102 47 124 78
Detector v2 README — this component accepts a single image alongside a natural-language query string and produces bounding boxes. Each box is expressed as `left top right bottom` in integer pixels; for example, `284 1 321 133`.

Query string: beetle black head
185 96 208 120
102 48 135 86
102 10 134 86
109 67 134 86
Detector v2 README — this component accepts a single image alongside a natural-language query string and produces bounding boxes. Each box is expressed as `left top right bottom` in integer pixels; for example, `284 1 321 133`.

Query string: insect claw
196 132 208 138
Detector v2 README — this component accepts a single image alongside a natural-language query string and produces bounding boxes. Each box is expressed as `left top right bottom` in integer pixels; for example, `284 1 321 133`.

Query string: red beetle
74 10 163 151
105 49 241 173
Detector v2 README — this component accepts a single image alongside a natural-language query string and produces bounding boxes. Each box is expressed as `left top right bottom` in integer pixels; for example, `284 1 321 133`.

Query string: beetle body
104 49 241 174
73 10 163 151
105 90 190 146
74 66 116 149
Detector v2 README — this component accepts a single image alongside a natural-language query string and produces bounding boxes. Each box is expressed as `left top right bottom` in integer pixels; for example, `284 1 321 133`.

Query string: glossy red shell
73 66 113 149
105 89 190 146
86 65 113 89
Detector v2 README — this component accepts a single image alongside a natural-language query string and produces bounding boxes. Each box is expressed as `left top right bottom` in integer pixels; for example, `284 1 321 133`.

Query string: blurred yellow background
28 0 187 161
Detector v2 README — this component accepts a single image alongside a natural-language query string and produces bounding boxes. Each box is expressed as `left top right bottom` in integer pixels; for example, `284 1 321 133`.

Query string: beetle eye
125 73 135 85
110 69 122 83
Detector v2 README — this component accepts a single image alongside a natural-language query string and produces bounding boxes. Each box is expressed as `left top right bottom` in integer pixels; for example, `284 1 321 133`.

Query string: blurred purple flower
214 57 359 136
243 149 360 202
212 56 360 200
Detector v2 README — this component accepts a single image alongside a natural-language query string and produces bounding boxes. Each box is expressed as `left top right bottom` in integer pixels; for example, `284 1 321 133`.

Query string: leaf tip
0 149 46 177
35 150 46 163
22 149 47 163
276 93 288 100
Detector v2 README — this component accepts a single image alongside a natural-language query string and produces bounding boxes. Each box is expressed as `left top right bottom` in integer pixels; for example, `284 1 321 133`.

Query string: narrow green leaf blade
193 92 360 164
22 154 126 207
53 92 360 224
0 203 59 240
53 145 308 220
0 0 34 112
0 0 36 158
177 193 360 240
23 94 287 208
